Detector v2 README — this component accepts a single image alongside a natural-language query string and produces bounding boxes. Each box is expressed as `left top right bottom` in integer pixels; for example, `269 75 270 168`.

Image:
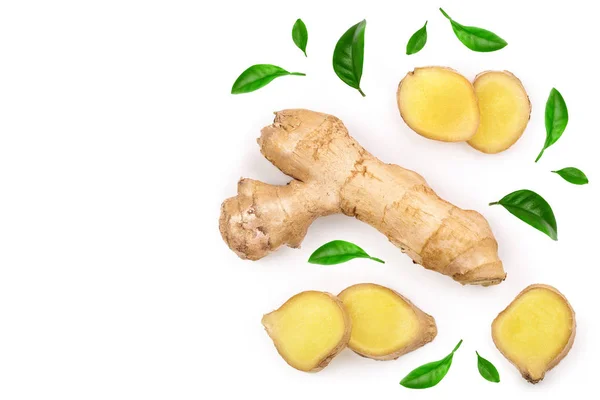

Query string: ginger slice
492 284 576 383
397 67 479 142
468 71 531 153
338 283 437 360
261 291 351 372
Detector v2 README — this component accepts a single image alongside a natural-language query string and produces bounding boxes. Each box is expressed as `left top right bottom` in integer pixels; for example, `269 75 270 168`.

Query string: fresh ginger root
261 291 351 372
468 71 531 153
219 109 505 285
492 284 576 383
397 67 479 142
338 283 436 360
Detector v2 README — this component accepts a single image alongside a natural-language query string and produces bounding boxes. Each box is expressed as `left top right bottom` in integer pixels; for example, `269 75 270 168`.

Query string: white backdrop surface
1 0 599 399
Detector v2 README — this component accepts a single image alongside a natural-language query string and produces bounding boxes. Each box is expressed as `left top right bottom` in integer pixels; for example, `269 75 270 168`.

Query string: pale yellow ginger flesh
261 291 351 372
220 109 506 286
397 67 479 142
468 71 531 154
492 284 576 383
338 283 436 360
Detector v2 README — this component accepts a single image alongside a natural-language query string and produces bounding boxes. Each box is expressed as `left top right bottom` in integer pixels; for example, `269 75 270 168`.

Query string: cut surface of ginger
338 283 436 360
261 291 351 372
468 71 531 153
492 284 575 383
397 67 479 142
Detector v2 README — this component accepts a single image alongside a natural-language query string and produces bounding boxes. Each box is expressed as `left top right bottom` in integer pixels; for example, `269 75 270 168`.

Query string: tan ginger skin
219 109 506 286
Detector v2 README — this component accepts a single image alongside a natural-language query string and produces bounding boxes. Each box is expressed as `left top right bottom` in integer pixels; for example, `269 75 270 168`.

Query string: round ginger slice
261 291 351 372
397 67 479 142
492 284 576 383
468 71 531 154
338 283 437 360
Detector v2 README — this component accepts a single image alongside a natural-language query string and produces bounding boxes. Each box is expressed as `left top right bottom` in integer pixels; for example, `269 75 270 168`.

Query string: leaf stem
488 201 499 206
370 257 385 264
452 339 463 353
358 87 366 97
439 8 451 20
290 72 306 76
535 148 544 163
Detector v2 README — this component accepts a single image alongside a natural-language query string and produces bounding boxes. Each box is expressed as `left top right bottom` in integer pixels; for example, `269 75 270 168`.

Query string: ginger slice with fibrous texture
219 109 506 286
338 283 436 360
261 291 351 372
397 67 480 142
468 71 531 153
492 284 576 383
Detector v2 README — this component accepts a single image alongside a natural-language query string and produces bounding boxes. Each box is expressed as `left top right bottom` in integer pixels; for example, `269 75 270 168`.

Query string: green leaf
552 167 589 185
406 21 428 55
489 190 557 240
292 19 308 57
231 64 305 94
400 356 453 389
476 351 500 383
400 340 462 389
308 240 384 265
536 88 569 162
333 19 367 96
439 8 507 52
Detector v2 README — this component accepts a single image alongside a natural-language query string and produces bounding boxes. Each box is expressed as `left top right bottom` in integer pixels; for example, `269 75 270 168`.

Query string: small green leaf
489 190 557 240
231 64 305 94
552 167 589 185
439 8 507 52
308 240 384 265
476 351 500 383
292 19 308 57
400 356 453 389
406 21 428 55
333 19 367 96
536 88 569 162
400 340 462 389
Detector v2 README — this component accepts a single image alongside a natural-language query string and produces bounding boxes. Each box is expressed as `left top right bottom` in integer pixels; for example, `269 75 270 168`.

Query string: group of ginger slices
397 66 532 153
263 283 576 384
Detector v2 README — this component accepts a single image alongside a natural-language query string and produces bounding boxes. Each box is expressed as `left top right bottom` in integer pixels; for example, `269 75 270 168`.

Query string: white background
1 0 599 398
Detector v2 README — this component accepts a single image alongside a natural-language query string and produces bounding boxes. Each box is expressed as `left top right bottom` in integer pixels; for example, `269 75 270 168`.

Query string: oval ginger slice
397 67 479 142
468 71 531 153
492 284 576 383
261 291 351 372
338 283 437 360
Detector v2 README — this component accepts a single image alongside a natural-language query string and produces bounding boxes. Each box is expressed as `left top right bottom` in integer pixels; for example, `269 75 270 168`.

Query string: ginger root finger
261 291 352 372
492 284 576 383
397 67 479 142
219 179 336 260
468 71 531 154
219 109 506 286
338 283 436 360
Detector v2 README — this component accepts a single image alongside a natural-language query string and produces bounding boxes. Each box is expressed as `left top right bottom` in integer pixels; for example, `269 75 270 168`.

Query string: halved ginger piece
492 284 576 383
338 283 437 360
397 67 479 142
468 71 531 153
261 291 351 372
